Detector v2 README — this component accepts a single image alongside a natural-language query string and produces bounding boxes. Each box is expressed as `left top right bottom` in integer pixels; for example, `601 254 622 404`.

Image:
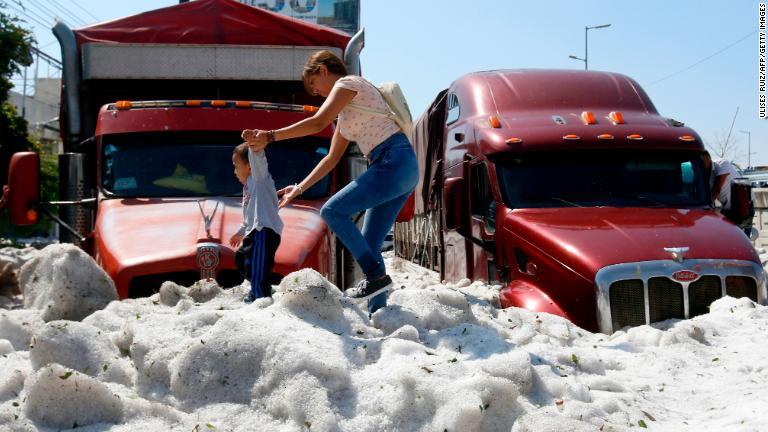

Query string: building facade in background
9 78 62 150
239 0 359 35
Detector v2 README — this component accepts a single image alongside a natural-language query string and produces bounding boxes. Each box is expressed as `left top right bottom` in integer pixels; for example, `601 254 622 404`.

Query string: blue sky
7 0 767 166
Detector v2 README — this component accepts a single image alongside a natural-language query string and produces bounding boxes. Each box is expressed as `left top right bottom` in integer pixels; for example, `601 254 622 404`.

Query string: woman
242 50 418 312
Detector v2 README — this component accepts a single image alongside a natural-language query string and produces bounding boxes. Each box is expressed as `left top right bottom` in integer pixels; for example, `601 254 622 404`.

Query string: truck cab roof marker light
678 135 696 142
489 116 501 128
609 111 625 124
581 111 596 125
505 137 523 144
597 134 615 140
627 134 643 141
110 99 313 112
563 134 580 141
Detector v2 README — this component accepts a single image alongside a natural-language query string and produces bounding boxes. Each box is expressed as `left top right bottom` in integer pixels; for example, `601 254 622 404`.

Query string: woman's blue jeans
320 132 418 313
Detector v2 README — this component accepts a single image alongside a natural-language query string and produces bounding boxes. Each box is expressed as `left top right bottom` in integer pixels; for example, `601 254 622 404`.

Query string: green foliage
0 3 37 165
0 6 57 239
0 3 34 98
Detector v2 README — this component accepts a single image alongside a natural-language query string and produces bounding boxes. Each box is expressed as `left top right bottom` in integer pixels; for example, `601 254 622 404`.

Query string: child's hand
241 129 269 152
229 233 244 248
241 129 258 141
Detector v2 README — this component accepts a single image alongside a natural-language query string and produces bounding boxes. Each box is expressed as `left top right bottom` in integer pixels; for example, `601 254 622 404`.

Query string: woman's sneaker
346 275 393 301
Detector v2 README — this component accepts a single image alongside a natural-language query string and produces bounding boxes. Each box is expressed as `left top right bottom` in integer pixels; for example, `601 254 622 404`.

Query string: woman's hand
241 129 270 152
277 185 302 208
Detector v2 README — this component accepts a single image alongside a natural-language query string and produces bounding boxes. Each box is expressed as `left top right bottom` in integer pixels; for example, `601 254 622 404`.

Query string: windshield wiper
550 197 583 207
613 192 668 207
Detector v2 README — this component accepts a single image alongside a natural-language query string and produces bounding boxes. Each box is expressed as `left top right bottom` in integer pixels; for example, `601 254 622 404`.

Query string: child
230 143 283 302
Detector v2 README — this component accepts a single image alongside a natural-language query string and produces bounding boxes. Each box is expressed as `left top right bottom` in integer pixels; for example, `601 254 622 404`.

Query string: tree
706 128 742 162
0 4 57 238
0 2 37 186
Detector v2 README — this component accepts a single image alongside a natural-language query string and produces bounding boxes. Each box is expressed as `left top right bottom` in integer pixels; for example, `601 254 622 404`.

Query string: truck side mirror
443 177 466 231
5 152 40 226
724 180 754 229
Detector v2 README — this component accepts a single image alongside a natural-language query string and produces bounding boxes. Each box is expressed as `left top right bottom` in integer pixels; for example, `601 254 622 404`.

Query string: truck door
467 159 497 282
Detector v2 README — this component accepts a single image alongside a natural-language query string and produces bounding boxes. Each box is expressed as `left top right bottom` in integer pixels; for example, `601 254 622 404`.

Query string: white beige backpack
347 80 414 142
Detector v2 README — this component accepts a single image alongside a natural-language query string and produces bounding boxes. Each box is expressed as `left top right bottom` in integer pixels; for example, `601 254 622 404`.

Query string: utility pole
569 24 611 70
21 66 27 118
739 130 751 169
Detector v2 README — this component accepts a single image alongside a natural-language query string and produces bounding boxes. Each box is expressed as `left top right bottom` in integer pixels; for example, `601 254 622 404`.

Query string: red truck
397 69 766 333
4 0 367 298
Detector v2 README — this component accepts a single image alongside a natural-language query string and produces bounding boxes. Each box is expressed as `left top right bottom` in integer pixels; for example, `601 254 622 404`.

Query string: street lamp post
739 130 751 169
569 24 611 70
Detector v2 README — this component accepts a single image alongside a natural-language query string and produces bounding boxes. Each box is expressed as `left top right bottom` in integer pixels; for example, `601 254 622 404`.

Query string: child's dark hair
233 143 250 164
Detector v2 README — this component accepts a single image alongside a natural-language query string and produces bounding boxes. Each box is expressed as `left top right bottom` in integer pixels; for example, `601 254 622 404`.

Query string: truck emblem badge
672 270 699 283
664 247 689 263
197 200 220 238
197 242 220 280
552 115 566 125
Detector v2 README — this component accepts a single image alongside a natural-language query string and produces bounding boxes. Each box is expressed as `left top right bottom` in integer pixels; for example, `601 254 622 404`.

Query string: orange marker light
609 111 625 124
235 101 251 108
115 100 132 110
26 209 38 223
581 111 596 125
186 100 202 107
505 137 523 144
489 116 501 128
597 134 615 140
304 105 319 113
678 135 696 142
627 134 644 141
211 100 227 107
563 134 580 141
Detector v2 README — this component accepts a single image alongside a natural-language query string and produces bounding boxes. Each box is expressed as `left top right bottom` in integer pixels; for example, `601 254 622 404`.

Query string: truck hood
504 207 759 281
95 197 328 291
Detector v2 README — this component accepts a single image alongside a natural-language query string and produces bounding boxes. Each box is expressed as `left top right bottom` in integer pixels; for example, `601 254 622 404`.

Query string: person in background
241 50 417 314
710 158 740 210
230 143 283 303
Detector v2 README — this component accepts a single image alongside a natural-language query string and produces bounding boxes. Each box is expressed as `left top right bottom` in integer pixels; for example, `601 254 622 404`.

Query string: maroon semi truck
396 69 766 333
4 0 368 297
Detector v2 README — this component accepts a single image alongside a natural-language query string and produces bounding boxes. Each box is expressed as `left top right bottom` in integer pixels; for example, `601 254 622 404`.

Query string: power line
5 2 50 28
39 0 88 26
63 0 100 23
25 0 70 25
7 1 50 27
43 0 86 25
30 46 61 69
9 0 54 26
647 30 757 86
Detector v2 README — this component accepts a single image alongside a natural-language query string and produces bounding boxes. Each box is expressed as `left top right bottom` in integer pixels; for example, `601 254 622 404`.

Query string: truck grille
648 277 685 323
597 259 766 333
725 276 757 301
609 280 645 330
688 276 721 317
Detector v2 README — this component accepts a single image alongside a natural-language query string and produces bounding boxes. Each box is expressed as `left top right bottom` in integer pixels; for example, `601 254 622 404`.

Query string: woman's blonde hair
302 50 348 93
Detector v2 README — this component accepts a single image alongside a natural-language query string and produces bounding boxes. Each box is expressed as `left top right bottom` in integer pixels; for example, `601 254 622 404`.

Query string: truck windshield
101 134 331 198
494 150 709 209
